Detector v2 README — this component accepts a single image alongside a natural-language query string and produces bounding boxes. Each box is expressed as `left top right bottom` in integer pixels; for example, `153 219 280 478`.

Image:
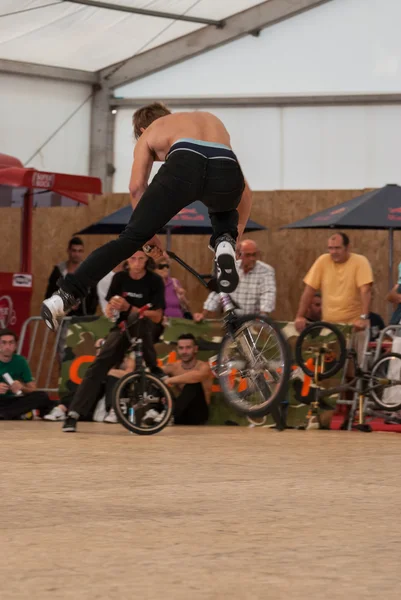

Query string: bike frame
167 252 272 373
167 250 237 325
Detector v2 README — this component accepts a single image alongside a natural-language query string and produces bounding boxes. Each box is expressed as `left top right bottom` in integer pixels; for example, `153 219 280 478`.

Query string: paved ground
1 422 401 600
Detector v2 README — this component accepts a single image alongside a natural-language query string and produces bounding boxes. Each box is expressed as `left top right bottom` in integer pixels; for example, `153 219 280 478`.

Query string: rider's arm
237 180 252 244
129 135 154 210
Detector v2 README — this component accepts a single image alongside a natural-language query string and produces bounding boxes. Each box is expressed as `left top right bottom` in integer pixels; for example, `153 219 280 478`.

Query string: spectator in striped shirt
194 240 276 321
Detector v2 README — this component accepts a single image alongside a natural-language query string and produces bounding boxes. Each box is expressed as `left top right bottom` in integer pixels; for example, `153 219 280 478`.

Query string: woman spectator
154 258 192 320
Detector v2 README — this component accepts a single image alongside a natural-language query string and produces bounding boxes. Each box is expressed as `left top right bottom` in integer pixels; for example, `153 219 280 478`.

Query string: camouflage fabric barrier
59 317 353 426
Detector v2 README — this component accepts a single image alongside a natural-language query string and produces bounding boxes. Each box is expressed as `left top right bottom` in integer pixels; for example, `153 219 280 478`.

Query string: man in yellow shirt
294 232 373 430
295 232 373 332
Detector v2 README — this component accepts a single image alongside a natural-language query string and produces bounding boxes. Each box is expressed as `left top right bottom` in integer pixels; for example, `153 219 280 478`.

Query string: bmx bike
112 304 174 435
295 321 401 431
163 251 291 424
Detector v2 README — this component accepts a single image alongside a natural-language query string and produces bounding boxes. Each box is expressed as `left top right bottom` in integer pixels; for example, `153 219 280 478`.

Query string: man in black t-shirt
63 251 165 433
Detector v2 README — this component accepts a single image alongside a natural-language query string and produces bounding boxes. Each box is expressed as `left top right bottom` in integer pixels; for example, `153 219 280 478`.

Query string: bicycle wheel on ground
369 352 401 411
217 314 290 417
112 372 173 435
295 321 347 380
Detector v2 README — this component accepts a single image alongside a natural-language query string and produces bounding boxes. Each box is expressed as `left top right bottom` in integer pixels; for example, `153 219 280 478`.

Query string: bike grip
138 303 152 316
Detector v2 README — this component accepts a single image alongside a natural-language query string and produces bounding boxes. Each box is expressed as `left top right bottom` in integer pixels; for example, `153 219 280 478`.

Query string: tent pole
166 228 172 251
389 228 394 291
21 190 33 272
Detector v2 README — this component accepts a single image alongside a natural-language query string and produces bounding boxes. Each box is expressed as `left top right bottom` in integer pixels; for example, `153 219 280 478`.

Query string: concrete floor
1 422 401 600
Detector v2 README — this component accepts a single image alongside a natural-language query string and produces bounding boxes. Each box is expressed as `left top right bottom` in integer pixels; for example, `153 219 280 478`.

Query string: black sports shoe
41 290 80 332
214 234 239 293
62 415 78 433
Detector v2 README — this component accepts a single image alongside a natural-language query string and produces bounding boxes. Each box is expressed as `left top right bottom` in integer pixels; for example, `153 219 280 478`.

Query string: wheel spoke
218 317 289 414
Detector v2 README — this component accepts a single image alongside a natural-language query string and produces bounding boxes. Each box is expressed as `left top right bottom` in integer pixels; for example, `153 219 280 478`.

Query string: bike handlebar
138 303 152 316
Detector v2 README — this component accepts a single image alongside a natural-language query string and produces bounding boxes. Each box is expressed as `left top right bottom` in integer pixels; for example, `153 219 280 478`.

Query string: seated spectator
305 292 322 323
162 333 212 425
62 250 165 433
369 310 385 342
154 257 192 320
0 329 53 419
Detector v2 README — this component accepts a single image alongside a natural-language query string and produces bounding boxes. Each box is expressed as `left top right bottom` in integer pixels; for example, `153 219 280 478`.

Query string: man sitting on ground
162 333 212 425
305 292 322 323
0 329 53 419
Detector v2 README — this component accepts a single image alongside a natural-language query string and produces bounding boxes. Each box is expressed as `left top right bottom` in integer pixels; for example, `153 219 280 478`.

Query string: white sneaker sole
215 241 239 293
41 296 65 332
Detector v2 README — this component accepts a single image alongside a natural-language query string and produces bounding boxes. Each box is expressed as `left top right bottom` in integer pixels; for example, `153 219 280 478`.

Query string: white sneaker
142 408 164 426
306 416 320 430
41 290 78 332
104 408 118 423
93 397 107 422
44 406 66 421
215 236 239 293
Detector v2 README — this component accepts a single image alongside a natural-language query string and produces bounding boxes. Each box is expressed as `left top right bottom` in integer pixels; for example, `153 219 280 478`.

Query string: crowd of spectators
2 231 399 430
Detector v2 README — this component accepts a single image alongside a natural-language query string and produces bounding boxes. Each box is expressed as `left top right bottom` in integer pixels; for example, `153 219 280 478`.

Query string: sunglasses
156 263 169 270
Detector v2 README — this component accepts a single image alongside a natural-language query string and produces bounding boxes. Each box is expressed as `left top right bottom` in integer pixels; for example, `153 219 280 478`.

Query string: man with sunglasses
194 240 276 321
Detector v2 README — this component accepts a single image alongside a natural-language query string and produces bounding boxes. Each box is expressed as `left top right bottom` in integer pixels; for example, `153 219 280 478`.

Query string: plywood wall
0 190 396 323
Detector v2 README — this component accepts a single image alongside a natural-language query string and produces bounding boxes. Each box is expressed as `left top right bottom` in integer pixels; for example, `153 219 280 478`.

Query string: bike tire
217 314 291 417
295 321 347 380
369 352 401 411
112 372 173 435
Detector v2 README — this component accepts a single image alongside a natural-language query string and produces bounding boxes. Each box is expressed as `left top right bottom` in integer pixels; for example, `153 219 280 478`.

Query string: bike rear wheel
112 372 173 435
217 314 290 417
369 352 401 411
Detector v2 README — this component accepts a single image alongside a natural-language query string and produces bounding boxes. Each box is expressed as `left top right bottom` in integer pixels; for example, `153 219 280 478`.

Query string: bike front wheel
217 314 290 417
112 372 174 435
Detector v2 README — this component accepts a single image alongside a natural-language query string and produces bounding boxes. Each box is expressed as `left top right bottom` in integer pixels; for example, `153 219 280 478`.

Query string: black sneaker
214 234 239 293
62 416 77 432
384 414 401 425
41 290 80 332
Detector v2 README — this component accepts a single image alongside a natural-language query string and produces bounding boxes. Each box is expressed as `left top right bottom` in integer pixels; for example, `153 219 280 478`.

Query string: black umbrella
282 184 401 288
78 200 266 249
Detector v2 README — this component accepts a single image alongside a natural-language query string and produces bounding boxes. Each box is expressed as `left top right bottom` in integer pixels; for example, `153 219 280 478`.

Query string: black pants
61 150 245 299
69 317 158 418
0 391 53 420
173 383 209 425
105 375 119 412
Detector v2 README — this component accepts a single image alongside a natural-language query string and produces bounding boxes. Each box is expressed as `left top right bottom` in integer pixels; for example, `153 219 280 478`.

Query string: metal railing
17 315 98 394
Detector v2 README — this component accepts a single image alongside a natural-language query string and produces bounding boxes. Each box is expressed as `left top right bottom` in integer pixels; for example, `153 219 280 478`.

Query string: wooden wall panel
0 190 396 324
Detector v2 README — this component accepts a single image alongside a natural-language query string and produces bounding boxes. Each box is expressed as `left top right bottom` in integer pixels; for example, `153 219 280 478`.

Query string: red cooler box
0 272 33 337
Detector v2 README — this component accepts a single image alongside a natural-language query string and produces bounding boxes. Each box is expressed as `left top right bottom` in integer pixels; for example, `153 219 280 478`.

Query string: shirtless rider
41 102 253 331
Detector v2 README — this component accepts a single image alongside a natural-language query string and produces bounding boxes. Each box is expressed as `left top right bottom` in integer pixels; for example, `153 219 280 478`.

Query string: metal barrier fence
17 315 97 394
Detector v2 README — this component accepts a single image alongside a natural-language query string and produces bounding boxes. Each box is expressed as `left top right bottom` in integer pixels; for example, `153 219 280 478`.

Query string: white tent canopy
0 0 266 71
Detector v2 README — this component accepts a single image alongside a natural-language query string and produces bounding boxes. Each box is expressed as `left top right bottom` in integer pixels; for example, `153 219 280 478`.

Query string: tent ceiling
0 0 266 72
